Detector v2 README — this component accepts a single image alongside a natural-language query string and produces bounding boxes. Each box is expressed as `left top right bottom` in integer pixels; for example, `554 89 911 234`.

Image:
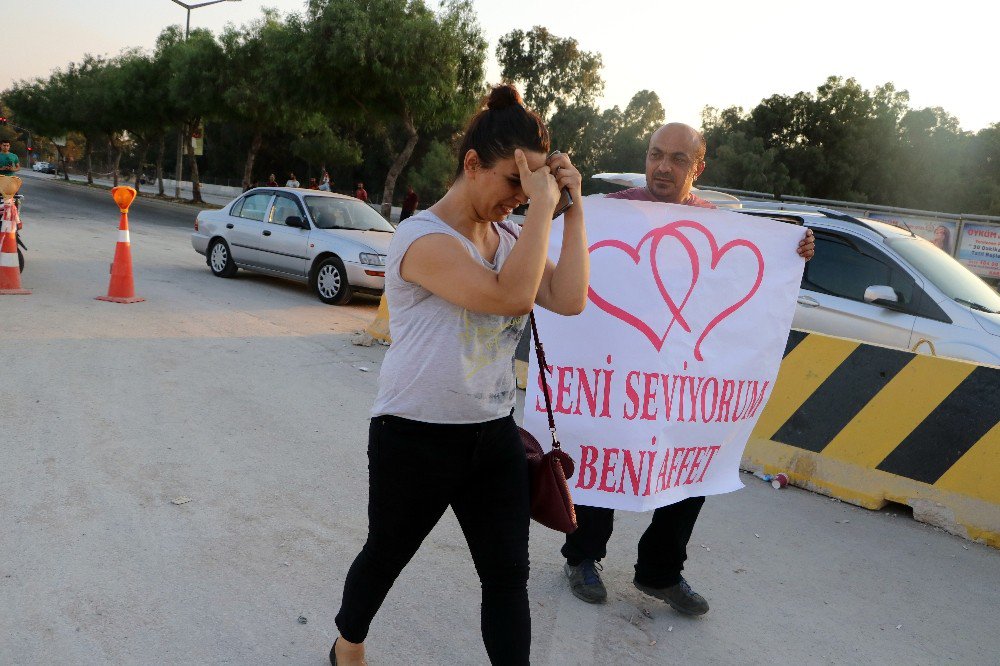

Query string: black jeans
336 414 531 665
561 496 705 588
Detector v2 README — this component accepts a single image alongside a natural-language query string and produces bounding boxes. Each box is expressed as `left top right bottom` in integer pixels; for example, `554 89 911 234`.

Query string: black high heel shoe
329 638 337 665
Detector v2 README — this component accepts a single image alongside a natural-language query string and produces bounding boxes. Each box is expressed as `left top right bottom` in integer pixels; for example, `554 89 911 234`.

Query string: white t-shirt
286 179 299 188
371 212 527 423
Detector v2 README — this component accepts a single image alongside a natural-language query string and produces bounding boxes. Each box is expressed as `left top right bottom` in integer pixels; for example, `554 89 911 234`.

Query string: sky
6 1 999 131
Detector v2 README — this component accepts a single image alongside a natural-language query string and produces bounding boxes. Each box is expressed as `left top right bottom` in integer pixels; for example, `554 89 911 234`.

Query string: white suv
740 204 1000 365
590 174 1000 365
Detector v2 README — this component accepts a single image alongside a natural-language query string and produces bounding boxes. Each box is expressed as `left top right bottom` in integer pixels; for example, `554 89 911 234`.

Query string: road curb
22 173 224 214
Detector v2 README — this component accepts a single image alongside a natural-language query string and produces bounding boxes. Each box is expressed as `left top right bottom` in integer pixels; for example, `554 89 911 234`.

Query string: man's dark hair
455 84 550 177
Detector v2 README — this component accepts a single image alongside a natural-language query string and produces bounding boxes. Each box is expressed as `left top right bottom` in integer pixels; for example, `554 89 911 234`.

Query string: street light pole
166 0 240 198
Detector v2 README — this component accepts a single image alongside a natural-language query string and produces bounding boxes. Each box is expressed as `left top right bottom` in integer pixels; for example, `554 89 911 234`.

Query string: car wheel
208 238 238 278
313 256 353 305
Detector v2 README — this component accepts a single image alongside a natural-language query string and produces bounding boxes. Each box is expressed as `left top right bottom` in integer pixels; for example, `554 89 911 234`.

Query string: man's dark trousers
562 496 705 588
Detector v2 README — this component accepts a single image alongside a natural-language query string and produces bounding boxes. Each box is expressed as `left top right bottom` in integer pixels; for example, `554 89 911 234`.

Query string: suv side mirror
864 285 901 309
285 215 307 229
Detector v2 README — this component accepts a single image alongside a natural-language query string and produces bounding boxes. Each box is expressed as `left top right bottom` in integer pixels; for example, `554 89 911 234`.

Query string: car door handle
226 223 234 229
262 230 271 236
797 295 820 308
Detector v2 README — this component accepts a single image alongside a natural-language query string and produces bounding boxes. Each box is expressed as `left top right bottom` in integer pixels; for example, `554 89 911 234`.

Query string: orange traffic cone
97 186 144 304
0 175 29 295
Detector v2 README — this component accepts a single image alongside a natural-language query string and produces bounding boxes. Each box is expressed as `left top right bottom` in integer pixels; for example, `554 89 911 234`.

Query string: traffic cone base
95 295 144 303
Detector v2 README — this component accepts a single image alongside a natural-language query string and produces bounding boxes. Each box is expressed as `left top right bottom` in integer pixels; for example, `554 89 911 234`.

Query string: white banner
523 197 804 511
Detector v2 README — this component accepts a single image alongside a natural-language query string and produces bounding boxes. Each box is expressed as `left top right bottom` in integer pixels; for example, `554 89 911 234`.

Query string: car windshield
304 196 395 232
887 236 1000 313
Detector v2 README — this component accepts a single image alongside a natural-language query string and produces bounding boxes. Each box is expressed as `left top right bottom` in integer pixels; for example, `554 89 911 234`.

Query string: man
286 173 300 188
354 182 369 203
562 122 815 615
0 141 21 176
400 185 419 222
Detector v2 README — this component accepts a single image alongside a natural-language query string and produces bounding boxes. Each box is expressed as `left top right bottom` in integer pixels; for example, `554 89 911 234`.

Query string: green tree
496 26 604 120
161 27 225 202
598 90 665 174
303 0 487 218
289 124 362 174
547 102 606 183
219 12 308 190
405 139 454 203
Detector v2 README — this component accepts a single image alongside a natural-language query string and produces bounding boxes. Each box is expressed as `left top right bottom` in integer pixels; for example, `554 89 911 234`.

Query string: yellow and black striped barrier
745 330 1000 547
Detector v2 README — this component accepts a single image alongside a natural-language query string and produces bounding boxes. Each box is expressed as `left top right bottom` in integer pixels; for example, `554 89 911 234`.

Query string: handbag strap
528 312 561 449
496 220 562 449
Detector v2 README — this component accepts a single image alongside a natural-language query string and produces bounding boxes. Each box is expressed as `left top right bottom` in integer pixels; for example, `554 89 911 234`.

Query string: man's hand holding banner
523 197 805 512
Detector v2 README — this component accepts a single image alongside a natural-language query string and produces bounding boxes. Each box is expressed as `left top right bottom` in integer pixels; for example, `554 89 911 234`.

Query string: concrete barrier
744 330 1000 547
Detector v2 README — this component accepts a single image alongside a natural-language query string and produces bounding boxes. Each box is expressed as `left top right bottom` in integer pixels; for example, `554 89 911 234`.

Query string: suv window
238 193 272 221
804 232 918 306
269 194 304 226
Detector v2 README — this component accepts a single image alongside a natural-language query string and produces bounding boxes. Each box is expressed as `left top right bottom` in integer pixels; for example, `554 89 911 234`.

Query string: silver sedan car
191 187 393 304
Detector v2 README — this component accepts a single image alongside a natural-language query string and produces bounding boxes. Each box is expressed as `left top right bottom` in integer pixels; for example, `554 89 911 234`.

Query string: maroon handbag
520 312 577 533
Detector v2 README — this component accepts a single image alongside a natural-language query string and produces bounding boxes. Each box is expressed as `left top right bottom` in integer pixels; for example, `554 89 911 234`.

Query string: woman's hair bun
486 84 524 111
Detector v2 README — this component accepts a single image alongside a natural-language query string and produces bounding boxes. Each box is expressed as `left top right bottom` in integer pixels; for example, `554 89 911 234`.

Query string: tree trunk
381 116 419 221
187 132 202 204
85 141 94 185
156 134 166 196
242 130 262 191
133 140 149 189
110 139 122 187
55 144 69 181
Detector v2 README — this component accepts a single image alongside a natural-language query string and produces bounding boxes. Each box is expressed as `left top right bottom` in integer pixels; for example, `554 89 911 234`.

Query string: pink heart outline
587 226 699 351
655 220 765 361
587 219 766 360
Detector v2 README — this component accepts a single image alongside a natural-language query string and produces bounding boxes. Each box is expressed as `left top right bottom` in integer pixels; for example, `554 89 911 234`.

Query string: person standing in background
354 182 369 202
400 185 419 222
0 141 21 176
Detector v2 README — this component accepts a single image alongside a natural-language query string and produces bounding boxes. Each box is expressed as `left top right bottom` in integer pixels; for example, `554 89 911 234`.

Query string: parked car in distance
32 161 56 174
191 187 393 305
738 203 1000 366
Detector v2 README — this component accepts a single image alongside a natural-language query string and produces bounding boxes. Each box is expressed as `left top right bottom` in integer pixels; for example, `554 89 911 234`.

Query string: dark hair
455 84 550 177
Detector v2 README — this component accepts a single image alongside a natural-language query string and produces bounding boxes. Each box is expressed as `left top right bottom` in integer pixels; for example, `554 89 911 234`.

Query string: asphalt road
2 174 999 665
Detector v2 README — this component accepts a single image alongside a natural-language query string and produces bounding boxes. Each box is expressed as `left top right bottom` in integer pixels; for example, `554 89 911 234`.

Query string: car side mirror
285 215 307 229
864 285 901 309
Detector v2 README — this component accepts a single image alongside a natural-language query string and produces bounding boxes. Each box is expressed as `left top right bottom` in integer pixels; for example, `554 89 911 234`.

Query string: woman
932 224 952 252
286 172 300 188
331 84 589 665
